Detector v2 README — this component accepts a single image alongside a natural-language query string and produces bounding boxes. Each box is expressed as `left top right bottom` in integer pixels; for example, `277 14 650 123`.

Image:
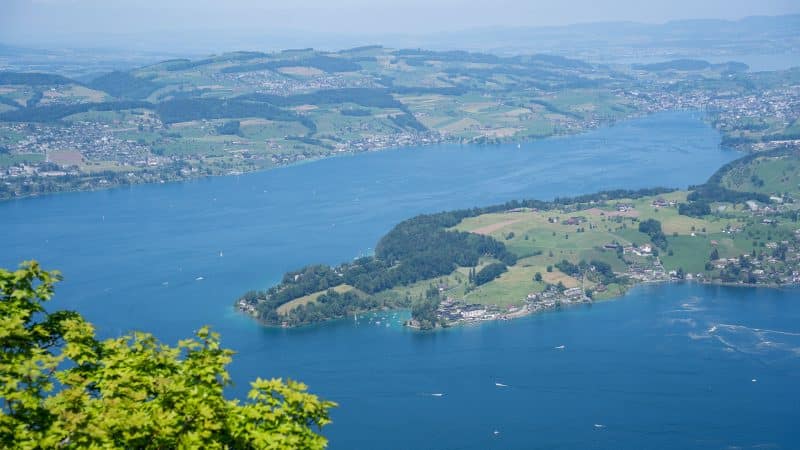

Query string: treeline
0 97 20 109
377 75 467 96
239 89 429 132
638 218 667 250
410 286 444 330
221 55 362 74
390 113 427 132
394 49 503 64
339 45 383 54
375 212 517 267
285 135 334 149
241 210 517 325
280 290 385 327
240 88 404 110
529 99 583 120
216 120 241 136
473 263 507 285
0 71 77 86
678 146 797 217
163 52 267 72
443 66 599 91
154 98 316 132
89 71 161 99
554 259 619 284
0 101 152 122
25 91 43 108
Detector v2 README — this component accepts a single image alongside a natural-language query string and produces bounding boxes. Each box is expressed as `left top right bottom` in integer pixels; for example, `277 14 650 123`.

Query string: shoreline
237 278 799 332
420 277 800 330
0 109 712 202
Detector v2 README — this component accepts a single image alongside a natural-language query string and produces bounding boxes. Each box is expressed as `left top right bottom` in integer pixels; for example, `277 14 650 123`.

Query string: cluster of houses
213 68 378 96
1 119 157 170
623 243 654 257
626 79 800 149
651 197 677 208
424 283 596 327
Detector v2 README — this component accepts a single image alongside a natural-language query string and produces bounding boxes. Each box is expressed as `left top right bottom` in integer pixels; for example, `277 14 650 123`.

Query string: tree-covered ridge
1 261 335 448
239 209 520 326
0 71 78 86
88 71 161 100
680 146 798 217
0 100 153 122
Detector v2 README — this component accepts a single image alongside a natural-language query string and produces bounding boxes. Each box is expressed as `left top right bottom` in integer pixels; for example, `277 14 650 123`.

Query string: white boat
431 393 444 397
195 276 204 281
555 345 566 350
495 382 508 387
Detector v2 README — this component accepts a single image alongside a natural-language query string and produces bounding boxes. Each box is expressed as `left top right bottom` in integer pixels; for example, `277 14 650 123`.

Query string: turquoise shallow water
3 111 797 448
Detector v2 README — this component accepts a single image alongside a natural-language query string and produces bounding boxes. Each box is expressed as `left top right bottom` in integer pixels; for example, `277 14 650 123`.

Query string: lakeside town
2 47 799 200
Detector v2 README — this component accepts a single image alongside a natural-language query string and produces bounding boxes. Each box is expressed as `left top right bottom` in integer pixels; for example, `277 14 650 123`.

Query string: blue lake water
3 110 798 448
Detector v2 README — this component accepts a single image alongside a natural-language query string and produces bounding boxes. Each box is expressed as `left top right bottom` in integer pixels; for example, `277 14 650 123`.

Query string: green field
0 153 44 166
722 154 800 197
276 284 357 315
447 188 800 305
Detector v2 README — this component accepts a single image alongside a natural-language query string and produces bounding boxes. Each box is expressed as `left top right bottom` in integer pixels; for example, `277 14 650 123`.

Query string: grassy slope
451 189 793 305
276 284 357 315
722 155 800 197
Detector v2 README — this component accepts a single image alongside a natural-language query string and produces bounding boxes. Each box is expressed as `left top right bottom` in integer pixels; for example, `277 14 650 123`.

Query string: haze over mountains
1 14 798 64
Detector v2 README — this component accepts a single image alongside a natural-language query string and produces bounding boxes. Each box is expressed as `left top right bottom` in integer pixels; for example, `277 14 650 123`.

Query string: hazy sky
3 0 799 49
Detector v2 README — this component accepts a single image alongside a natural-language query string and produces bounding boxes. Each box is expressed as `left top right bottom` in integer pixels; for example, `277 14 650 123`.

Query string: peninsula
236 146 800 329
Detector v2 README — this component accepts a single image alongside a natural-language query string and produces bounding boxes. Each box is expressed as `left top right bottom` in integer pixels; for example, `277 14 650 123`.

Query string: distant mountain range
1 14 798 60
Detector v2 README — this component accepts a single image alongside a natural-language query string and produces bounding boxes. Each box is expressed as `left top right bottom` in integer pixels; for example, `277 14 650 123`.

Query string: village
407 188 800 329
410 286 594 328
1 51 798 200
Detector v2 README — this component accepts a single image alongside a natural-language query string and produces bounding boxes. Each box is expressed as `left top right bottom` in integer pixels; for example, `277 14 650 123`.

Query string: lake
3 110 798 448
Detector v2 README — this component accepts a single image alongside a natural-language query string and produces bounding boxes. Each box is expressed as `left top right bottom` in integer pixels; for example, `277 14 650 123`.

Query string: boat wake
705 323 800 360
